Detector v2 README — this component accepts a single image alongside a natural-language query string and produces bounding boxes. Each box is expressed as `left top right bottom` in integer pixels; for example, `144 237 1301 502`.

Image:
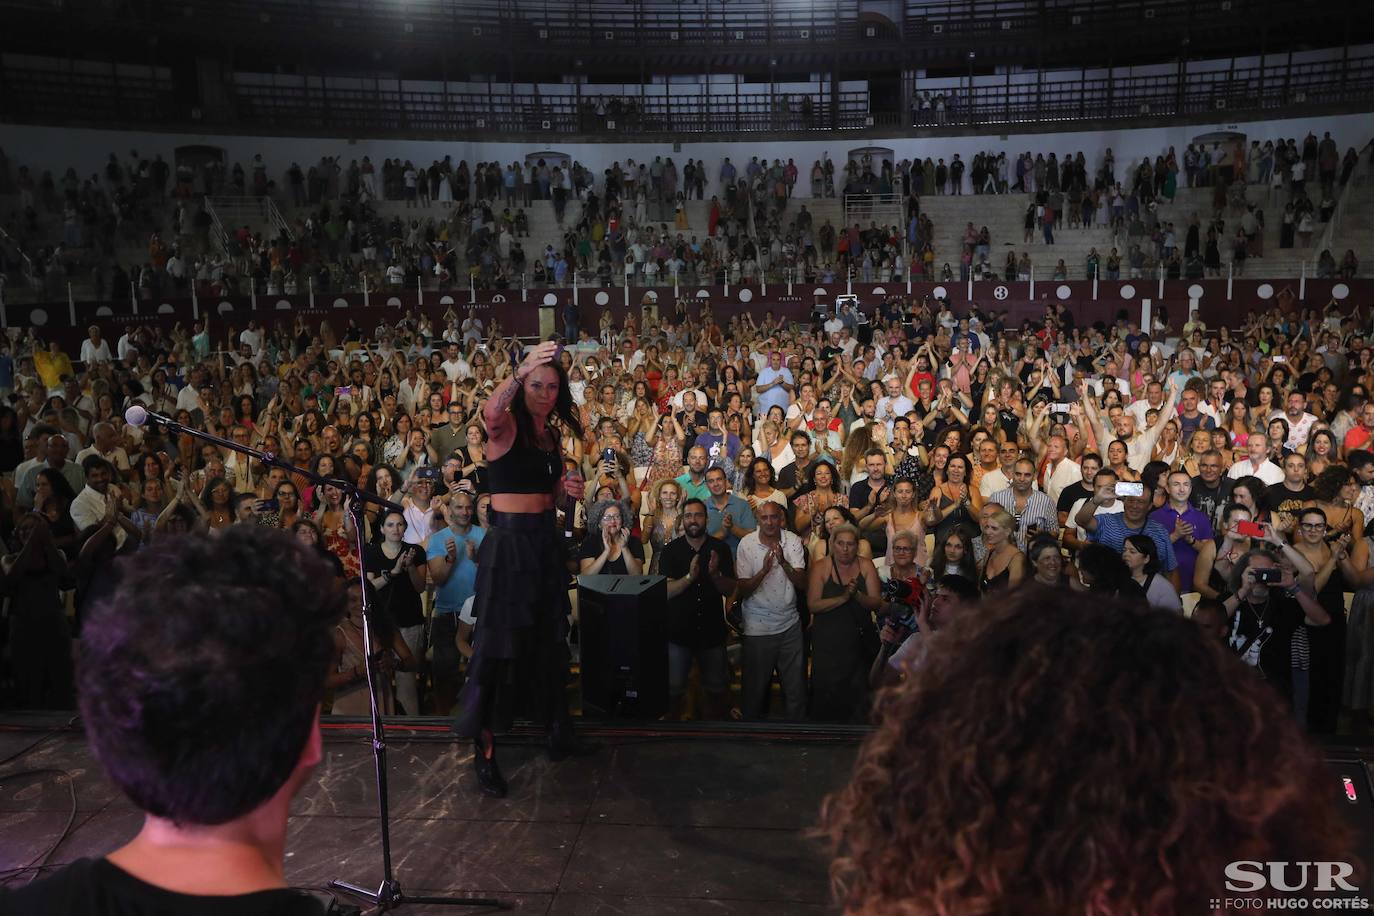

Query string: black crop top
487 440 561 494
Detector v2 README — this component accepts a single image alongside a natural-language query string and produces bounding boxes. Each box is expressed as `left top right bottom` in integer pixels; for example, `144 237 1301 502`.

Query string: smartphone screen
1114 481 1144 498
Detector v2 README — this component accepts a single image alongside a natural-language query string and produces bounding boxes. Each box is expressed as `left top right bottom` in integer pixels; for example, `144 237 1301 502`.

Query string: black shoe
547 723 599 762
472 739 507 798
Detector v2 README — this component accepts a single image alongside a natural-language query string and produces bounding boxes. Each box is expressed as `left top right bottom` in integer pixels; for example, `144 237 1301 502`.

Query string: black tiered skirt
453 509 572 737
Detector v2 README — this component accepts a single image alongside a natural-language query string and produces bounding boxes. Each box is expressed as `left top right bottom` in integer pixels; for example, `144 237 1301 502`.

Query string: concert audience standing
2 265 1374 737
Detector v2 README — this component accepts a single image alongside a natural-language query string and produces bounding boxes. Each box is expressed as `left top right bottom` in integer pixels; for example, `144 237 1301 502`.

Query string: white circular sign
872 287 887 296
1187 284 1205 300
333 298 350 309
386 297 403 307
1333 283 1351 300
95 306 113 317
275 299 292 311
542 293 558 306
217 301 234 314
491 295 506 303
932 286 948 299
28 308 48 326
1120 284 1137 299
643 291 659 302
738 288 754 302
1056 285 1072 300
696 289 711 298
439 295 455 305
812 287 828 296
594 291 610 306
993 285 1009 300
157 303 175 314
1257 283 1275 299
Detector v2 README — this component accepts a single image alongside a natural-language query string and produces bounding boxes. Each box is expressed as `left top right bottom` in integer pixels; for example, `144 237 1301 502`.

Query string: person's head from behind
1192 597 1230 642
820 590 1354 914
78 527 345 828
1075 543 1132 593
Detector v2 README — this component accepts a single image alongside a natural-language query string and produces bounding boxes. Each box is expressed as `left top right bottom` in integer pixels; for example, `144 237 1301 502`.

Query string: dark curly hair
78 527 345 825
819 588 1355 914
1311 464 1357 504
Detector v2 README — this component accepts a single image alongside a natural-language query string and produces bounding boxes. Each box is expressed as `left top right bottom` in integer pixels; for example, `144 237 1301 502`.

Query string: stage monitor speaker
577 574 669 719
1326 753 1374 877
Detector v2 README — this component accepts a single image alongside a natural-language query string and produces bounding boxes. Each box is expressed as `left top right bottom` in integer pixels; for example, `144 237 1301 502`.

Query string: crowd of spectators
1 289 1373 735
2 132 1364 313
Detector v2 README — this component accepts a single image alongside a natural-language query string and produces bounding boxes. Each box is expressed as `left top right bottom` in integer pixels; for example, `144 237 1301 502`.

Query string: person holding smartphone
1075 472 1181 592
1223 549 1330 706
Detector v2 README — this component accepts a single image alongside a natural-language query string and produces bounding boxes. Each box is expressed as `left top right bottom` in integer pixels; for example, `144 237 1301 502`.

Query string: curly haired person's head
819 590 1355 914
78 526 345 826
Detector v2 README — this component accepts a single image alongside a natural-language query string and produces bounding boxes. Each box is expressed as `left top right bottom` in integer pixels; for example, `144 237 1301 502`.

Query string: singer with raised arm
454 340 588 798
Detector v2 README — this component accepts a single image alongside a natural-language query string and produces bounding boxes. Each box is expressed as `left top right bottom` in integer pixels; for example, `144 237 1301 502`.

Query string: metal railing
2 46 1373 140
2 0 1319 51
915 55 1374 129
231 84 873 135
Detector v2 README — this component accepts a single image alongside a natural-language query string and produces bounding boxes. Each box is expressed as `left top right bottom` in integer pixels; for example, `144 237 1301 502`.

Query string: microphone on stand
124 405 176 429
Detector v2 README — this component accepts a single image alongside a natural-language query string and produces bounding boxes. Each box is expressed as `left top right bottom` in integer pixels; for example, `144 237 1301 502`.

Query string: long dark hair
512 359 583 446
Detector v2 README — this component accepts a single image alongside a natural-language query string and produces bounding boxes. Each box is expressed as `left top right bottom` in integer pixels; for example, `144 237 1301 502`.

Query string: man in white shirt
238 320 264 356
398 361 426 415
460 310 484 347
1084 380 1178 473
1274 390 1318 450
79 326 112 364
733 501 808 721
75 422 133 481
1034 435 1081 506
116 329 138 362
440 343 471 382
1199 377 1230 423
175 367 208 415
69 457 131 550
979 441 1020 499
875 374 915 428
1125 381 1167 429
1228 436 1284 486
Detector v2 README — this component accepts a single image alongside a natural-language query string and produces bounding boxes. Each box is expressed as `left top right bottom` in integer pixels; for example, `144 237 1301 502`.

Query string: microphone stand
134 410 506 912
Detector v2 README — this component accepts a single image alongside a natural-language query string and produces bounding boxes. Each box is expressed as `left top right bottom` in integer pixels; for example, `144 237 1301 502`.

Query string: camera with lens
880 576 927 633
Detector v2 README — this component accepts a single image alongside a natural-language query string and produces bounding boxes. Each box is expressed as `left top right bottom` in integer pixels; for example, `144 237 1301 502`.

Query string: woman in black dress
454 341 586 798
805 523 880 722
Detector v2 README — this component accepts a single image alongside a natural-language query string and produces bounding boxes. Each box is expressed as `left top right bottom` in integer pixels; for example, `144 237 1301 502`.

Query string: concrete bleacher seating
3 163 1370 304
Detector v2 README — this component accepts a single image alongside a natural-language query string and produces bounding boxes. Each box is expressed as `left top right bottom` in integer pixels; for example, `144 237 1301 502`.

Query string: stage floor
0 719 857 914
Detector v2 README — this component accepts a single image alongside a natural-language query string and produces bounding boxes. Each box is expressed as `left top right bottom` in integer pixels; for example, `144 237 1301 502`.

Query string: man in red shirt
1343 402 1374 457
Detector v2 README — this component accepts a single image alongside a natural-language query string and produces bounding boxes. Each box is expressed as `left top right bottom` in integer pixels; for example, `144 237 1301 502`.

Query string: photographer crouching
868 572 979 687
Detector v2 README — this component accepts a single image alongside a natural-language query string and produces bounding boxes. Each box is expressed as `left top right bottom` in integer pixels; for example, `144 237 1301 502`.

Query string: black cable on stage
0 716 81 768
0 767 80 887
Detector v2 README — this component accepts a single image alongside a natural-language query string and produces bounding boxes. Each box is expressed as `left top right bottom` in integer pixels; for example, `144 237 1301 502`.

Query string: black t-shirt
1190 476 1233 527
1228 592 1306 696
0 858 326 916
1056 480 1092 515
849 477 887 511
676 409 708 463
657 534 735 649
1266 483 1314 524
363 542 426 627
777 458 813 492
577 533 645 575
